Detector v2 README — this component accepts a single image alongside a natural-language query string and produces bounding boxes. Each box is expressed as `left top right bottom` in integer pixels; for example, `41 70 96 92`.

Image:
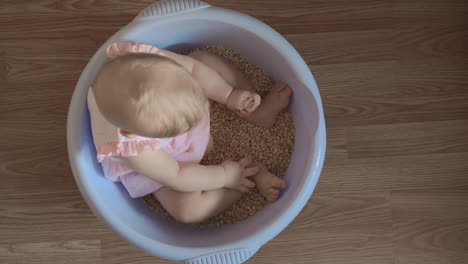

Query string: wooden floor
1 0 467 263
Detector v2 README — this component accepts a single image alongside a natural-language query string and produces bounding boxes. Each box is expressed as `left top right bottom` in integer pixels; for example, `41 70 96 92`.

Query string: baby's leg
154 186 242 224
189 50 253 91
189 50 292 128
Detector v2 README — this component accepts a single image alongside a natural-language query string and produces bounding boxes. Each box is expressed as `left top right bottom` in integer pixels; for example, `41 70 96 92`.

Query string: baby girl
88 42 291 223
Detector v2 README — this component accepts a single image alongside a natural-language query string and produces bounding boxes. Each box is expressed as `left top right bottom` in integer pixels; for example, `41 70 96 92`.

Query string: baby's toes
267 189 280 202
272 177 287 189
237 109 250 117
243 97 255 111
272 83 286 91
246 94 261 112
280 85 292 97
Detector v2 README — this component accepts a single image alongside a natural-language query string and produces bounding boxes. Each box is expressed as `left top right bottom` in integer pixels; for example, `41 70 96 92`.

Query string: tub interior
74 18 320 249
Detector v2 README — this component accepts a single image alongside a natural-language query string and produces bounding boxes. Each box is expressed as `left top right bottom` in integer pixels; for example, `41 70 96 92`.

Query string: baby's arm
161 50 260 115
191 60 235 105
160 50 233 104
125 149 224 192
124 149 258 193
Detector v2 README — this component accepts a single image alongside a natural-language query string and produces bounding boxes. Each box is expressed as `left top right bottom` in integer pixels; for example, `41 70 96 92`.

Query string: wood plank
395 250 468 264
391 190 468 221
324 96 468 128
317 152 468 193
0 144 75 195
1 37 99 59
314 60 397 98
0 192 109 244
0 0 152 16
394 0 468 26
251 0 393 34
101 237 173 264
348 120 468 158
394 219 468 264
324 126 348 163
254 228 392 264
0 240 101 264
0 15 128 41
295 192 392 233
392 188 468 264
287 24 468 65
245 192 392 263
285 29 394 65
394 24 468 60
315 59 468 99
0 81 75 118
317 59 468 127
2 56 86 83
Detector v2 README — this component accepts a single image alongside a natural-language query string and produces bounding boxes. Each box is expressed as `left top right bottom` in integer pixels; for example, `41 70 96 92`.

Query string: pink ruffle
106 42 164 58
101 158 133 181
96 139 161 162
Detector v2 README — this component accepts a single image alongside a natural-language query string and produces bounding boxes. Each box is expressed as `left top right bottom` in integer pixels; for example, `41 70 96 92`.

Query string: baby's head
93 53 209 138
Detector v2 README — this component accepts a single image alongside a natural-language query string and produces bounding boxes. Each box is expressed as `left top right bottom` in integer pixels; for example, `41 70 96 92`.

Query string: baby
88 42 291 223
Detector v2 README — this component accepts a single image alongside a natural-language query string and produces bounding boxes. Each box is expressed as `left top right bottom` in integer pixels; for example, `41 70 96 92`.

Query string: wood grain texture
1 0 467 263
1 240 101 264
348 120 468 158
392 190 468 264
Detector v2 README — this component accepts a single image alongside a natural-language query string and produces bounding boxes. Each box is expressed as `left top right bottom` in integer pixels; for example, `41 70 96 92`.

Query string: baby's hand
221 157 260 193
226 89 261 116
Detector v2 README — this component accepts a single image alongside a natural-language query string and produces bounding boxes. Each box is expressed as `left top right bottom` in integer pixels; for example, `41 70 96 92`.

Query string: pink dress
87 42 210 198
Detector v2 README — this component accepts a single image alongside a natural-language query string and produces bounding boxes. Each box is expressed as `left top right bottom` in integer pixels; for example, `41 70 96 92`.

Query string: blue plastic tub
67 1 326 263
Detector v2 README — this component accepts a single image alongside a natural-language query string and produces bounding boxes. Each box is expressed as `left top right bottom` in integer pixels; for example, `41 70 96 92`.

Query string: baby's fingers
242 178 256 188
237 109 249 117
237 185 250 193
243 166 260 177
238 157 253 168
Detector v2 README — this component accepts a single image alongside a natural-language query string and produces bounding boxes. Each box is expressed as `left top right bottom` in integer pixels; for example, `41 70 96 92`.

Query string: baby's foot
227 89 262 115
243 83 292 128
268 83 292 110
253 166 287 202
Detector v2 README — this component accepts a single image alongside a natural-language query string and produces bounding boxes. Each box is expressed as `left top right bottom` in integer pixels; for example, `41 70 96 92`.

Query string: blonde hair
93 53 209 138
